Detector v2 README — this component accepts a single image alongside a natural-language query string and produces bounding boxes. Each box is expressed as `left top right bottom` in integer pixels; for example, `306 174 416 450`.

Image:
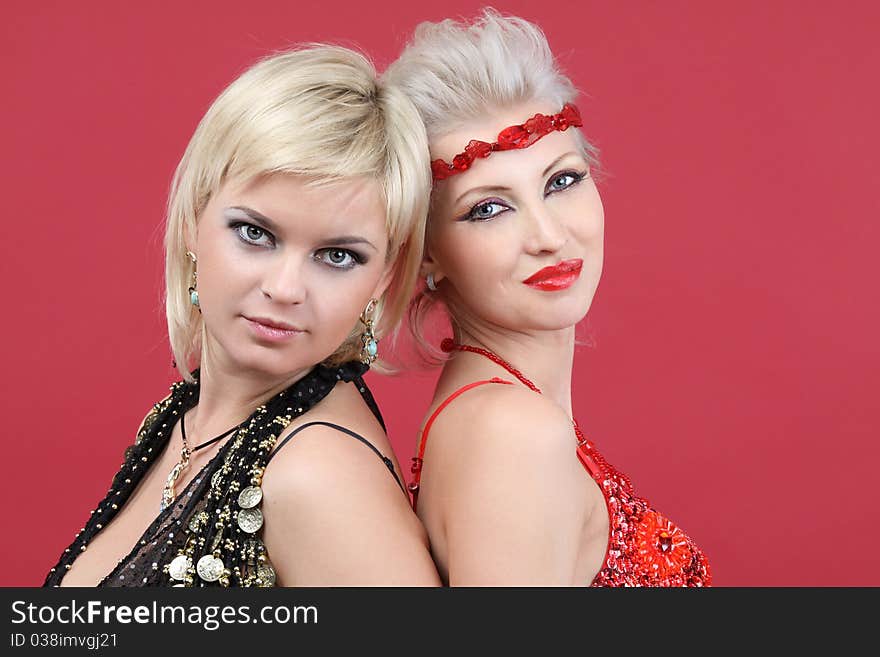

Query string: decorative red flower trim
635 511 692 579
431 103 584 181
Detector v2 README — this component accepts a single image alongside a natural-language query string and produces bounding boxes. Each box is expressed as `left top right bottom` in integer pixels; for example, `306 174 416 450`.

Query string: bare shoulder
259 390 439 584
428 382 577 466
422 384 590 584
262 418 403 511
266 377 401 485
424 382 585 518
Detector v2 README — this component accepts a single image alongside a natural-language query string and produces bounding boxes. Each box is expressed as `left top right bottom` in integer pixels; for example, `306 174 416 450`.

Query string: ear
419 245 446 286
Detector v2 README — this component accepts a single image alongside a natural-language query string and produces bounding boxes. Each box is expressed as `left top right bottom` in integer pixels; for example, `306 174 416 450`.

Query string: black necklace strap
44 360 375 587
181 411 241 453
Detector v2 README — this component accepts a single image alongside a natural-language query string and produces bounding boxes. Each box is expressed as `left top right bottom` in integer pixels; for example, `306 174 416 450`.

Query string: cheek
572 215 604 252
309 267 383 322
568 185 605 243
195 233 239 298
198 250 256 306
565 194 604 288
437 228 517 287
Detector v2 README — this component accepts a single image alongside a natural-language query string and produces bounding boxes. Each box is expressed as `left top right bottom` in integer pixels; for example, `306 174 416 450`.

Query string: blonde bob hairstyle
165 45 431 382
383 9 599 363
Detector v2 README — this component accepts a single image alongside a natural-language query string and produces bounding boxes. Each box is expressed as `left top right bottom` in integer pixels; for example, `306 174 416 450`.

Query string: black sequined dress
44 361 390 587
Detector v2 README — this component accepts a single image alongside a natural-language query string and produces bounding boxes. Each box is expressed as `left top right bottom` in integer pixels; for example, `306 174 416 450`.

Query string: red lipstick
523 258 583 291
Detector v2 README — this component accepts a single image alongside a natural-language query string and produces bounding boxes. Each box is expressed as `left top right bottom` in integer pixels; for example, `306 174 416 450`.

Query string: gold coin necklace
160 412 240 512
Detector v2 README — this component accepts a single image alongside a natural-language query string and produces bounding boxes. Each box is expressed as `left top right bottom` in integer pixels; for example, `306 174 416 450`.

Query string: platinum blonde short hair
165 46 431 382
383 9 599 361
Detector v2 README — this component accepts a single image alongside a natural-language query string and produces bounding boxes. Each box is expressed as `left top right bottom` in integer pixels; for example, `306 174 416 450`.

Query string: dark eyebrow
226 206 279 232
452 151 583 206
226 206 377 252
321 235 378 252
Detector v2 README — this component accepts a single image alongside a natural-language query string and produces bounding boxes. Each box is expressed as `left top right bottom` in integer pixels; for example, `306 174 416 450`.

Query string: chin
536 286 596 320
225 345 309 380
531 313 588 332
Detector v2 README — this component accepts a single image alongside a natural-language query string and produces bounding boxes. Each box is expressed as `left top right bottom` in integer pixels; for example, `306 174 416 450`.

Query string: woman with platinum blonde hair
385 10 711 586
45 45 440 587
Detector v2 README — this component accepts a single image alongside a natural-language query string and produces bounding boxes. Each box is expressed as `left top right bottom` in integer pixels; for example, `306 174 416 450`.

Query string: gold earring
359 298 379 365
186 251 200 310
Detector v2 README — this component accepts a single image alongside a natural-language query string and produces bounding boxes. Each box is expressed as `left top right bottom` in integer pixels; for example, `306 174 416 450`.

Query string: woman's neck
451 323 576 416
190 344 312 442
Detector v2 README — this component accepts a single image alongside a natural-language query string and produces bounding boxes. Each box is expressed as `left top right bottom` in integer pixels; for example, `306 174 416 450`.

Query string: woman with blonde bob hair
385 10 711 586
45 45 440 587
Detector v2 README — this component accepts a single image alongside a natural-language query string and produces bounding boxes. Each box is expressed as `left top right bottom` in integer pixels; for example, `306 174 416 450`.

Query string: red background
3 1 878 586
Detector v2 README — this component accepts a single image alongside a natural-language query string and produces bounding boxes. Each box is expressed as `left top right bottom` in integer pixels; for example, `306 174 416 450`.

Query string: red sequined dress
409 342 712 587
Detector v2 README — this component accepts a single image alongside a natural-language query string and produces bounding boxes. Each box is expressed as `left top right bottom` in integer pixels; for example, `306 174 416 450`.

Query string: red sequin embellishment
431 104 584 181
421 339 713 587
635 511 691 579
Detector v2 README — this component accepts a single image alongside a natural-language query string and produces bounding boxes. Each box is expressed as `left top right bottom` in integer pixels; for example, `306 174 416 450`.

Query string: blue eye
464 200 509 222
546 170 587 195
233 222 274 247
315 248 364 270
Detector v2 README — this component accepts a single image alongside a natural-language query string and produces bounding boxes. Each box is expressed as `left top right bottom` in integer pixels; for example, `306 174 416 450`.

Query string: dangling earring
426 272 437 292
186 251 200 311
359 298 379 365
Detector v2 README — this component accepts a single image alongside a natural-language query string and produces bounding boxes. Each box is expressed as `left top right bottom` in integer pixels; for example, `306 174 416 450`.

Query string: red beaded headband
431 103 583 182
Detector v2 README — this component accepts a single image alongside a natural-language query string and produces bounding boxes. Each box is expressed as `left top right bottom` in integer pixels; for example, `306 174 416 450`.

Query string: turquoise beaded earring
359 298 379 365
186 251 200 311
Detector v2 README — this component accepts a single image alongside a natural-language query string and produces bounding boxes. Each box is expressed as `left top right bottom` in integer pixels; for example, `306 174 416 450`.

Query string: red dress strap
408 378 513 509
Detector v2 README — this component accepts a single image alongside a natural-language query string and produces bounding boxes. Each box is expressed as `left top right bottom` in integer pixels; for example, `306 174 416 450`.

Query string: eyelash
230 222 366 270
232 222 274 247
313 248 366 270
459 169 589 223
546 169 588 194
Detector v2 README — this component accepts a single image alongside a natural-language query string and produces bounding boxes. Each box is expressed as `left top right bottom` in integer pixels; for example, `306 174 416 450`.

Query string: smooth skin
417 102 609 585
62 173 439 586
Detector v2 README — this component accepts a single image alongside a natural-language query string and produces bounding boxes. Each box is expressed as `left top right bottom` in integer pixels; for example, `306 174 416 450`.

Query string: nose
522 201 567 256
260 254 306 305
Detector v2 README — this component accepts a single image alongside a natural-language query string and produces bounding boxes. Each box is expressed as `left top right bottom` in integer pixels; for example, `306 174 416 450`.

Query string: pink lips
523 258 583 291
243 316 304 342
